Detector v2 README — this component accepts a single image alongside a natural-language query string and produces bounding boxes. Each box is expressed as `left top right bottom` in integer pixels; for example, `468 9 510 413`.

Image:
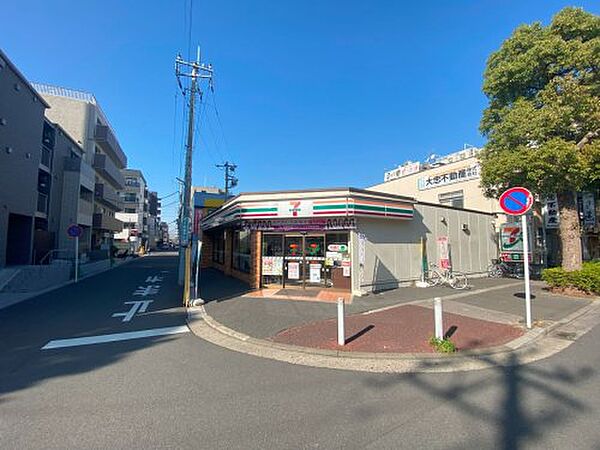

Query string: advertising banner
287 262 300 280
309 264 321 283
437 236 450 269
262 256 283 276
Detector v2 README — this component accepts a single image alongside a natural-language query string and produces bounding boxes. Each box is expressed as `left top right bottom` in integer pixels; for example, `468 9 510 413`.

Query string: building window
125 208 136 213
123 193 138 203
212 231 225 264
232 230 251 273
439 190 464 209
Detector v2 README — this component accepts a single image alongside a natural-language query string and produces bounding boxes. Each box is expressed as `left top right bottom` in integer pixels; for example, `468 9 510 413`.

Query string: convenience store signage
241 217 356 232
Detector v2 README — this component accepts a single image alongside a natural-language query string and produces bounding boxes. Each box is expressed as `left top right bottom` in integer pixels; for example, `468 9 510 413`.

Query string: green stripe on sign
313 204 347 210
386 206 414 214
354 204 386 212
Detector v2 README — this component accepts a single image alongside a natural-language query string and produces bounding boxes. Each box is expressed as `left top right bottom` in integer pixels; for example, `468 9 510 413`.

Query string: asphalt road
2 254 600 449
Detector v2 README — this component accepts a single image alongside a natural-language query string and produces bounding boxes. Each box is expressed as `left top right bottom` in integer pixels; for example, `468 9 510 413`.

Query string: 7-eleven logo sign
279 200 312 218
289 201 301 217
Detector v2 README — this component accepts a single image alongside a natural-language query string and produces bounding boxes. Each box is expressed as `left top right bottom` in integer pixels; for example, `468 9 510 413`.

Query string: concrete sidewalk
0 256 137 310
187 268 600 373
202 269 591 340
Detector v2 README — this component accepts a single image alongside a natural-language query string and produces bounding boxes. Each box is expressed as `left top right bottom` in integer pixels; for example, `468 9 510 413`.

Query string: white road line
41 326 190 350
137 300 153 313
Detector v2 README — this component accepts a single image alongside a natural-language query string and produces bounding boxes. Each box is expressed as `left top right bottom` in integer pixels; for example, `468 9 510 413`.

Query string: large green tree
479 7 600 271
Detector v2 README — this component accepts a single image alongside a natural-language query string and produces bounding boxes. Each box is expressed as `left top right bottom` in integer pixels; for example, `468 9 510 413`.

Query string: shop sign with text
242 217 356 232
543 194 560 229
417 164 480 191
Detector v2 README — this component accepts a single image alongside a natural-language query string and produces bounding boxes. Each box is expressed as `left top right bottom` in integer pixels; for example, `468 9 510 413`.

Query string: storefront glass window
212 231 225 264
232 230 251 273
262 234 284 286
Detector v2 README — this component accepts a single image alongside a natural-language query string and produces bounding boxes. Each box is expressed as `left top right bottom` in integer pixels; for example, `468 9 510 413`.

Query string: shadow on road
0 254 187 401
361 350 594 449
197 268 252 304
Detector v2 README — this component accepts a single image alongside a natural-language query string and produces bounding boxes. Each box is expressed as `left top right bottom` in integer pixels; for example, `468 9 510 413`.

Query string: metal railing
39 248 72 265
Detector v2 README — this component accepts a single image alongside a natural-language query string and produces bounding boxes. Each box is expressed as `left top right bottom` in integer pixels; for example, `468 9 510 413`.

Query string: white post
522 214 532 329
434 297 443 340
74 236 79 283
337 298 345 346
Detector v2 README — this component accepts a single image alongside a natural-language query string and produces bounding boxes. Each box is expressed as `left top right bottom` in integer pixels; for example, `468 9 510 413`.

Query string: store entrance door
284 235 304 287
283 234 325 289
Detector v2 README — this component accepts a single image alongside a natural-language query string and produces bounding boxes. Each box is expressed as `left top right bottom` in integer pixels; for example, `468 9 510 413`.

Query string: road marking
133 285 160 296
112 300 154 322
41 326 190 350
137 300 153 313
146 275 163 283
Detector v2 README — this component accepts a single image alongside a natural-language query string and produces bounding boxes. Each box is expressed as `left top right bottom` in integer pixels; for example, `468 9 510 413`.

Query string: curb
186 298 600 373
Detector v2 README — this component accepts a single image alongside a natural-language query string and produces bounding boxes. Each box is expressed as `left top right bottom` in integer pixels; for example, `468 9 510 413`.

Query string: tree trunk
557 191 583 271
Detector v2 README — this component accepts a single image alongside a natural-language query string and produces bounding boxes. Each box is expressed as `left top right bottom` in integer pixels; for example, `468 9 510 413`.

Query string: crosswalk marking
41 326 190 350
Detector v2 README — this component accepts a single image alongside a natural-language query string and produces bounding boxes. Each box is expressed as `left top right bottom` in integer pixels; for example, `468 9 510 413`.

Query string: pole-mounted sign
67 224 83 282
498 187 534 329
499 187 534 216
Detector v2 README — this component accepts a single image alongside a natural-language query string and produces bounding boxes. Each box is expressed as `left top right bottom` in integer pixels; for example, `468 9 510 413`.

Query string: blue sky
3 0 599 224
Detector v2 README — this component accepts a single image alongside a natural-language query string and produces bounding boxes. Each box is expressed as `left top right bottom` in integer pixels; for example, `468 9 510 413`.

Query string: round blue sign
67 224 83 238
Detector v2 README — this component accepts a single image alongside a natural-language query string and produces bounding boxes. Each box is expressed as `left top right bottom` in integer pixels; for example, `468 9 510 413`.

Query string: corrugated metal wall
355 205 497 293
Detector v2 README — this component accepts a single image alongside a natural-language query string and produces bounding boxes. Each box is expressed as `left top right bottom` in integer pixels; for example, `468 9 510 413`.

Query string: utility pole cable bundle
216 161 238 194
175 48 213 289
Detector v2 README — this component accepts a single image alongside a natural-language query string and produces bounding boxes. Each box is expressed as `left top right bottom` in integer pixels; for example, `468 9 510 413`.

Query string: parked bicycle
487 258 524 279
425 263 469 290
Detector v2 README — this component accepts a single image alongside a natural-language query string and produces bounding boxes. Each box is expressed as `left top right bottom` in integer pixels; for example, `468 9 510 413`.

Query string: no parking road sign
67 224 83 238
498 186 534 330
499 187 533 216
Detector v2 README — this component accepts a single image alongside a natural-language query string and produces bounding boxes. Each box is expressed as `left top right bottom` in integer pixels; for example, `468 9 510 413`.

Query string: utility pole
175 48 213 289
216 161 238 194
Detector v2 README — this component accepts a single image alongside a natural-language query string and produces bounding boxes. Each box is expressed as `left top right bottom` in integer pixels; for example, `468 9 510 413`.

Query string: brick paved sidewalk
270 304 524 353
200 268 593 349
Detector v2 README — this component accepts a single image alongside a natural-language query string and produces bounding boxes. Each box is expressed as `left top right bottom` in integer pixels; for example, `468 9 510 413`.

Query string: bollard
434 297 443 340
337 298 345 346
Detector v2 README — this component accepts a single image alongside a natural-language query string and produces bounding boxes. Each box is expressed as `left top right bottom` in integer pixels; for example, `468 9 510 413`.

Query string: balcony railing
93 213 123 233
94 124 127 169
94 183 123 211
37 193 48 214
64 156 95 190
93 153 125 190
40 146 52 168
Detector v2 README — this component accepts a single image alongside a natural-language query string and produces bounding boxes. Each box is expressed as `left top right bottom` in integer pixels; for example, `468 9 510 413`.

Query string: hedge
542 261 600 295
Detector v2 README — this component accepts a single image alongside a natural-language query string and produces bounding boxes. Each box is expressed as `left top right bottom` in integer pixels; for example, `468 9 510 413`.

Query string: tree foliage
479 7 600 198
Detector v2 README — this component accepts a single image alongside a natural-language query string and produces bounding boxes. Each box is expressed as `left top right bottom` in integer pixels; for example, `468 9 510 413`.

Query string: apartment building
159 222 170 246
147 191 161 251
115 169 148 253
49 123 95 257
33 83 126 252
0 49 49 267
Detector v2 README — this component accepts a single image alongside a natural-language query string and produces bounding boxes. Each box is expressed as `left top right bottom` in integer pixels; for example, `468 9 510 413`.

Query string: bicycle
487 259 524 279
425 263 469 290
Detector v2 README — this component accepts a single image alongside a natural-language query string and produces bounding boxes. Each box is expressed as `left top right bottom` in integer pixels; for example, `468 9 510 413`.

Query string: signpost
499 187 534 328
67 224 83 282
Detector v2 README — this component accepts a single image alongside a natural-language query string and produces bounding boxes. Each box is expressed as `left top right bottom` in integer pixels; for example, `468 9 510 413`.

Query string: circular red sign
499 187 534 215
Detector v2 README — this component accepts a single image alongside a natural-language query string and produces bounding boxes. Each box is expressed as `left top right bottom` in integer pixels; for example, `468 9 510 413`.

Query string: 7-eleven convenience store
200 187 497 297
